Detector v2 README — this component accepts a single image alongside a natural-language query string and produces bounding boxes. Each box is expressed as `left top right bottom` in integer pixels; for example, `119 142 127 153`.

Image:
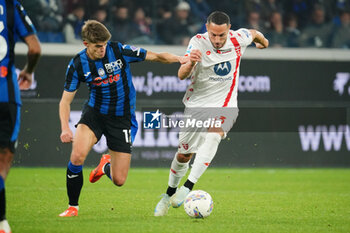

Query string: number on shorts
123 129 131 143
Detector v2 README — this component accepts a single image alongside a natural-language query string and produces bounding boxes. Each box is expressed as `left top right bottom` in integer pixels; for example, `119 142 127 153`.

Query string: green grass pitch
6 168 350 233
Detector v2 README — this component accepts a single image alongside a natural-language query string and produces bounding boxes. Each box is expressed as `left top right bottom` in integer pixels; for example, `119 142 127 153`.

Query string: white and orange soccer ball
184 190 213 218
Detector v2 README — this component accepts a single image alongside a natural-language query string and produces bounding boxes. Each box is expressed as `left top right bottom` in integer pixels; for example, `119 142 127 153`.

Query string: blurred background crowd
19 0 350 48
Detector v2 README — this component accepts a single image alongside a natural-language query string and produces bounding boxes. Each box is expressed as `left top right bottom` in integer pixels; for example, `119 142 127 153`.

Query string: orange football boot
89 154 111 183
58 206 78 217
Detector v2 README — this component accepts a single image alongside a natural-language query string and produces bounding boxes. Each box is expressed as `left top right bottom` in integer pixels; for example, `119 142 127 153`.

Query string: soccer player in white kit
154 11 269 216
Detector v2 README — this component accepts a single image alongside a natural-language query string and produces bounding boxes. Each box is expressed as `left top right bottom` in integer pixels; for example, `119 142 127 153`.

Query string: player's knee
70 151 86 165
207 128 224 137
177 153 193 163
112 176 126 187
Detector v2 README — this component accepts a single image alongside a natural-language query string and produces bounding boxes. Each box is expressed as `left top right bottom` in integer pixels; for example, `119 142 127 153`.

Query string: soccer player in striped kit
154 11 269 216
58 20 187 217
0 0 41 231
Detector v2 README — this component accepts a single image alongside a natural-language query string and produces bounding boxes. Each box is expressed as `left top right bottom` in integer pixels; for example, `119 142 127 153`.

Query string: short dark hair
207 11 230 25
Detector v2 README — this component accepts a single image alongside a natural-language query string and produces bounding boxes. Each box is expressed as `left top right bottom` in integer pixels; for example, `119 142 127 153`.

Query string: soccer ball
184 190 213 218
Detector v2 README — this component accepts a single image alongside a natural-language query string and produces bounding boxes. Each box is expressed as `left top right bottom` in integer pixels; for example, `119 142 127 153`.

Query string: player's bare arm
249 29 269 49
145 51 188 64
18 34 41 90
59 90 77 143
178 49 202 80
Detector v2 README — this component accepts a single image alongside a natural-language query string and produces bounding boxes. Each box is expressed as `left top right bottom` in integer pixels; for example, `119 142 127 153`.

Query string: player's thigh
109 150 131 186
178 130 206 154
103 116 132 154
70 124 98 163
0 103 20 154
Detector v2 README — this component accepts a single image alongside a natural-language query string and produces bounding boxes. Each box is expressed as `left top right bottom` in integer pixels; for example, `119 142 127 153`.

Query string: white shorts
178 107 238 154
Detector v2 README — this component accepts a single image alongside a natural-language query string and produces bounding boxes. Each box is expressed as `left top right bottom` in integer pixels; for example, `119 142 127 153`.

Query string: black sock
103 163 111 179
66 167 83 206
166 186 177 196
184 179 194 190
0 188 5 221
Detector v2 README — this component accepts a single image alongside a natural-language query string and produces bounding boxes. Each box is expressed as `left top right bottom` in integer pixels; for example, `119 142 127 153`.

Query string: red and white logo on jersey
182 143 189 150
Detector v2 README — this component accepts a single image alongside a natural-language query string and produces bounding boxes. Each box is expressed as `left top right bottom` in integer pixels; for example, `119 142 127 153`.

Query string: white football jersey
183 29 253 108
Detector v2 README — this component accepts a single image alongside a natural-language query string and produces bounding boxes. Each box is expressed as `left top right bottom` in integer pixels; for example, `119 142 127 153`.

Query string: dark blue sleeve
118 43 147 63
14 1 36 40
64 60 80 92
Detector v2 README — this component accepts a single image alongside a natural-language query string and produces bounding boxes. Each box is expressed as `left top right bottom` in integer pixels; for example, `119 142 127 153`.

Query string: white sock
0 220 11 232
188 133 221 183
168 153 189 188
69 205 79 210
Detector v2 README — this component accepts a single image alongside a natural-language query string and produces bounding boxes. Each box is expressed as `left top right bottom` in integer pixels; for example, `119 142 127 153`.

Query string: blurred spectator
61 0 84 14
284 13 300 47
110 5 139 43
245 0 264 14
156 3 173 20
299 5 333 47
63 5 85 44
84 0 115 19
92 7 109 24
25 0 64 42
206 0 245 29
128 7 155 44
187 0 211 22
331 10 350 48
158 2 199 45
266 11 287 47
261 0 284 22
245 11 266 33
284 0 312 29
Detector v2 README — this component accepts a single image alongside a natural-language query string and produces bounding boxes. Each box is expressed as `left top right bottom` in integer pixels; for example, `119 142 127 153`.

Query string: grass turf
5 168 350 233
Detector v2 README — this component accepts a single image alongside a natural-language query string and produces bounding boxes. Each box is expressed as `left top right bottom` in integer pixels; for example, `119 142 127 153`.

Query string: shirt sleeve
118 43 147 63
184 36 201 56
236 28 253 47
14 1 36 40
64 60 80 92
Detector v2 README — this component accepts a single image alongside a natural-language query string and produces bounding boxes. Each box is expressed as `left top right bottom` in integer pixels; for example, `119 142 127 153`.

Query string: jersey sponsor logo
242 29 250 38
104 59 123 73
185 45 192 56
299 125 350 151
209 76 232 82
92 74 120 86
0 66 7 77
98 68 105 77
182 143 189 150
215 48 232 54
214 61 231 76
333 72 350 96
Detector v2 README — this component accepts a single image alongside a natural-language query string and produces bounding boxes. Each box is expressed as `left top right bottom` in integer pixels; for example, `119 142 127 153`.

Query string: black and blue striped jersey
0 0 36 104
64 41 147 116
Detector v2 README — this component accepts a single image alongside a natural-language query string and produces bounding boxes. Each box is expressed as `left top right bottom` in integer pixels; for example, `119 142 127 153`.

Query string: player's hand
179 55 189 64
18 70 33 90
254 39 269 49
60 129 73 143
189 49 202 64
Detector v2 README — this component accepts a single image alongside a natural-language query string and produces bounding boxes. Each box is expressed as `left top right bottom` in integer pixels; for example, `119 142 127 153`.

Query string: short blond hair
81 20 111 43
